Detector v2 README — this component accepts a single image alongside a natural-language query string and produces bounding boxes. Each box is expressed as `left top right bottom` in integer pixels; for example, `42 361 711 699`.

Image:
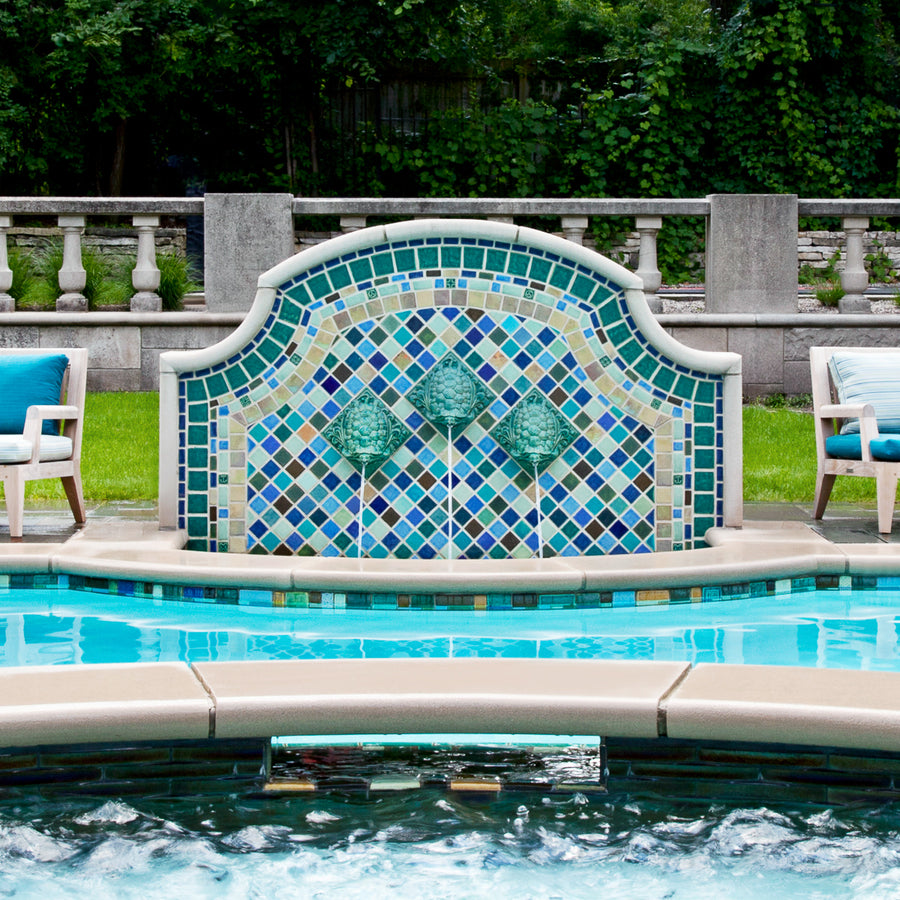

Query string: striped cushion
0 434 72 464
829 352 900 434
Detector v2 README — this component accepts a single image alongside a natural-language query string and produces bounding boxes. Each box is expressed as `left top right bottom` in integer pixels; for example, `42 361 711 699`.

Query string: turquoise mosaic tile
0 571 886 611
176 233 726 557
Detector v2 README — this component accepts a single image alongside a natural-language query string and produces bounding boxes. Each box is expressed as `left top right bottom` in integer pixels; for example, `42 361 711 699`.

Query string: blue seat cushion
826 433 900 462
0 354 68 436
829 351 900 435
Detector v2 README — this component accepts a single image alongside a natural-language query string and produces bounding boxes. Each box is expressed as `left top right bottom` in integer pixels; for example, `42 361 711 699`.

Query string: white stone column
840 216 870 313
340 215 368 233
635 215 663 314
561 215 588 245
131 215 162 311
56 215 88 311
0 216 13 312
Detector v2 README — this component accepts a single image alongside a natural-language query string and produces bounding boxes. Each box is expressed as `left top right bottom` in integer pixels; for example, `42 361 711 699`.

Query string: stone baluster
56 215 88 311
340 215 367 233
635 215 663 314
840 216 870 313
131 215 162 311
0 216 13 312
488 216 514 225
560 215 588 245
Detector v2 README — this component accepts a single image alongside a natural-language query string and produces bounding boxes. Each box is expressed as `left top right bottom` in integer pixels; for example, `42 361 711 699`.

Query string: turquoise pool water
3 588 900 670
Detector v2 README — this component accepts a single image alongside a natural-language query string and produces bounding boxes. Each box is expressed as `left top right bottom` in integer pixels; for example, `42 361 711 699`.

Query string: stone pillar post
0 216 13 312
560 215 588 245
340 215 368 233
130 215 162 311
840 216 870 313
487 216 515 225
634 215 663 314
705 194 798 314
204 194 295 313
57 215 88 312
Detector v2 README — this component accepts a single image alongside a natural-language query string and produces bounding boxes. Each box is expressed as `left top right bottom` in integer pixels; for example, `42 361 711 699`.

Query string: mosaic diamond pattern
176 229 726 557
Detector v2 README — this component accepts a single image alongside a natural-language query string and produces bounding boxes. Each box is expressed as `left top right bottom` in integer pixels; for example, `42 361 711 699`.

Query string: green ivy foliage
714 0 900 196
0 0 898 208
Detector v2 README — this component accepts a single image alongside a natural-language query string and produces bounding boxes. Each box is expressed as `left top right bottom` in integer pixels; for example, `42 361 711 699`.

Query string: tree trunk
108 117 127 196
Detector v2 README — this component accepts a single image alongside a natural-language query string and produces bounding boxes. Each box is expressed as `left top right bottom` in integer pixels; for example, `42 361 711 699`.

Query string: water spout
323 390 411 559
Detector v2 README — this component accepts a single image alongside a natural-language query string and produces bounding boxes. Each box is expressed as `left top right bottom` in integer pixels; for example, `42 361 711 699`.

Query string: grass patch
743 404 875 504
12 396 879 507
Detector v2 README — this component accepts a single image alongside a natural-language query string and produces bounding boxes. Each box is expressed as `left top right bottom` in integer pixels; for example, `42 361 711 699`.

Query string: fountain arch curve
160 219 741 558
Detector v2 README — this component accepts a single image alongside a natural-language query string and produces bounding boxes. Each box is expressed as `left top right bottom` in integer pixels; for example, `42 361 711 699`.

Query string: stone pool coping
2 517 899 591
3 657 900 757
2 517 900 761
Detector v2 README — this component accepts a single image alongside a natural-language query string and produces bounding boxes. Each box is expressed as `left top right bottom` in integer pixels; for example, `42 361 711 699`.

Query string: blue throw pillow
0 354 69 436
829 352 900 434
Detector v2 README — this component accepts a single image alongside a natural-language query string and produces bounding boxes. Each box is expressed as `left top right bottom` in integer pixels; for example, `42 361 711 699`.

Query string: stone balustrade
2 194 900 316
1 195 899 396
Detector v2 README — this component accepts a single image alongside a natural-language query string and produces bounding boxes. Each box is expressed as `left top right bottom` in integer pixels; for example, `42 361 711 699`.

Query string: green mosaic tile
569 273 596 302
394 248 416 271
186 380 207 401
528 257 551 282
549 264 573 290
418 247 439 269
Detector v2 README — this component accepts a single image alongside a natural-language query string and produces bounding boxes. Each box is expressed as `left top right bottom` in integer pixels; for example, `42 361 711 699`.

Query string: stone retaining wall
0 311 894 396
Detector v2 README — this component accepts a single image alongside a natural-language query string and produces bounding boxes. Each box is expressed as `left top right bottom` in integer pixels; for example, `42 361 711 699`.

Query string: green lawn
18 394 878 506
743 404 874 505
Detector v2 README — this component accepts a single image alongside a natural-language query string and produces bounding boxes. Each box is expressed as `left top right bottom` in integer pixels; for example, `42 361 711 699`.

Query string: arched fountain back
160 220 742 557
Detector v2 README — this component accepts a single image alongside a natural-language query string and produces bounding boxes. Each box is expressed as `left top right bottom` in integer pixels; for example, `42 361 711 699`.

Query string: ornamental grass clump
6 247 38 303
17 241 130 310
156 252 200 311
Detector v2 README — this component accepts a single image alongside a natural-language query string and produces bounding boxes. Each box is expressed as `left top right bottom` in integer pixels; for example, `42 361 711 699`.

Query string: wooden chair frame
0 348 87 541
811 345 900 534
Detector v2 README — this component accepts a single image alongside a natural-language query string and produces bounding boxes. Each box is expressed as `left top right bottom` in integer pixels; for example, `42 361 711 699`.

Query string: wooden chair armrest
817 402 874 420
22 405 82 463
817 402 881 461
26 404 80 419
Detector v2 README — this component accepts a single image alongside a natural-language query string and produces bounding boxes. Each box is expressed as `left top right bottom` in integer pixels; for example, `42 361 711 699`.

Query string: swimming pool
2 567 900 896
4 587 900 671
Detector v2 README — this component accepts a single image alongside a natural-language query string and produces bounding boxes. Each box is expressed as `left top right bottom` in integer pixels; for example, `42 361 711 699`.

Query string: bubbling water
1 792 899 899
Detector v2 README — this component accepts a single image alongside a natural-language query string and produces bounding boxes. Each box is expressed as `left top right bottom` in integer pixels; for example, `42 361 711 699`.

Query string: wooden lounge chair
0 348 87 541
811 346 900 534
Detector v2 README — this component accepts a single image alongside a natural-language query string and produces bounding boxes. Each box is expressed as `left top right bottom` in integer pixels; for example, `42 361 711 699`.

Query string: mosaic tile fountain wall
166 221 737 558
